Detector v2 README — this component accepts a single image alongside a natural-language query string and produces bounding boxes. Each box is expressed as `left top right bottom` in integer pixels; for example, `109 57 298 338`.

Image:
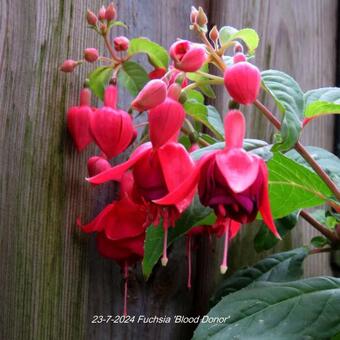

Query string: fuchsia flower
87 97 194 266
90 85 136 159
155 110 280 273
79 172 147 315
224 53 261 105
67 87 93 151
131 79 167 112
169 40 207 72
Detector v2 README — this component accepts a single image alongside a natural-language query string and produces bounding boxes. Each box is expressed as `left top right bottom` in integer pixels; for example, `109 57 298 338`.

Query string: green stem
195 71 224 81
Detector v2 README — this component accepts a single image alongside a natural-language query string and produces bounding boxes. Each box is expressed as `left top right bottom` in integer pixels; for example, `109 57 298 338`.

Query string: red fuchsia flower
113 36 130 51
131 79 167 112
148 67 167 80
87 98 194 266
224 53 261 105
79 172 147 315
84 48 99 63
155 110 280 273
90 84 136 159
67 87 94 151
169 40 207 72
168 67 188 88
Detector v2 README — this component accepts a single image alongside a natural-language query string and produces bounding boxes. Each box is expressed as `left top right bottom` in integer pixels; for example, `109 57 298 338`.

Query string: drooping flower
155 110 280 273
78 172 147 315
224 53 261 105
131 79 167 112
87 98 194 266
169 40 207 72
66 87 94 151
90 85 136 159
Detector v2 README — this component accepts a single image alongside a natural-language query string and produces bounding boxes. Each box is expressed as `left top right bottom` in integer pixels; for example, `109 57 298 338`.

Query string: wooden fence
0 0 337 339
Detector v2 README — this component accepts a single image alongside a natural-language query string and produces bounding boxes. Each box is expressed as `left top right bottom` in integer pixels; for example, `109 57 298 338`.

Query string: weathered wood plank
0 1 337 340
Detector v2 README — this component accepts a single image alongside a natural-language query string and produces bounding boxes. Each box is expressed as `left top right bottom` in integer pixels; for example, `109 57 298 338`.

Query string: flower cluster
61 3 280 314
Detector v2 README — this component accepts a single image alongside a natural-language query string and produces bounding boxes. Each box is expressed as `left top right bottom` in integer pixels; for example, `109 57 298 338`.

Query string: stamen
186 236 192 289
161 226 169 266
123 261 128 316
220 220 230 274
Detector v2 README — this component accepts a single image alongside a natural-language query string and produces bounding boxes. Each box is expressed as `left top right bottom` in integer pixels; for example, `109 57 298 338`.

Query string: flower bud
190 6 199 24
197 7 208 26
131 79 167 112
87 156 111 179
98 6 106 21
209 25 219 43
148 67 167 80
60 59 77 73
224 61 261 105
233 42 244 54
84 48 99 63
86 9 98 25
105 3 117 21
169 40 207 72
167 83 181 101
113 36 129 51
233 52 246 63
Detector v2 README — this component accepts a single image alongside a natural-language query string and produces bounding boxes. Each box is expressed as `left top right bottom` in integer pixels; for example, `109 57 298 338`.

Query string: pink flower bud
224 61 261 105
86 9 98 25
209 25 219 43
233 52 246 63
234 42 244 54
131 79 167 112
60 59 78 73
84 48 99 63
169 40 207 72
148 67 167 80
105 3 117 21
197 7 208 26
98 6 106 21
190 6 199 24
87 156 111 179
113 36 129 51
167 83 181 101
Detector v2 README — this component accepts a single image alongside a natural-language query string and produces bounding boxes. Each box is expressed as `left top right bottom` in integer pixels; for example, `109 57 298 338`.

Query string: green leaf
198 83 216 98
219 27 259 54
185 89 205 104
183 101 224 139
311 236 329 248
117 61 149 97
88 66 113 100
219 26 238 45
142 196 212 280
111 20 128 28
128 37 169 69
267 152 332 218
191 139 271 161
254 212 299 252
304 87 340 118
210 247 308 306
286 146 340 187
261 70 304 152
194 277 340 340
